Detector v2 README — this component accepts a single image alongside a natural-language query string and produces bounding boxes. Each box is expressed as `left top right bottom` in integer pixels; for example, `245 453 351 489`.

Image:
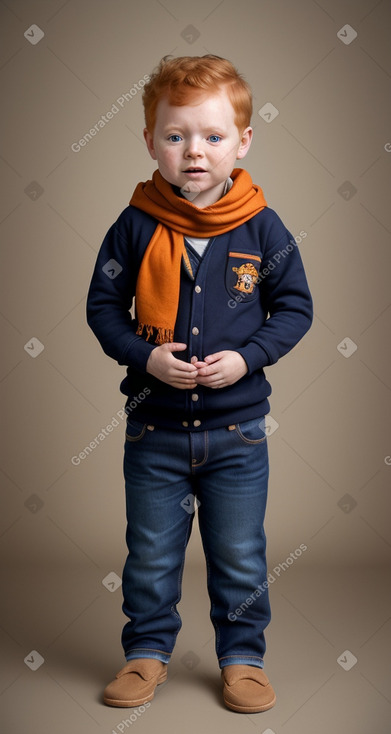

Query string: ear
236 126 253 160
143 128 157 160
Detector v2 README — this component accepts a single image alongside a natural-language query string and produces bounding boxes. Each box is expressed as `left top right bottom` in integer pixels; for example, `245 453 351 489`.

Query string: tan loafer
221 664 276 713
103 658 167 707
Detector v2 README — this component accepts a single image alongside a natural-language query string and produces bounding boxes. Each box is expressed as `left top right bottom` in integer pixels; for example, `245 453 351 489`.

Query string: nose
185 136 204 158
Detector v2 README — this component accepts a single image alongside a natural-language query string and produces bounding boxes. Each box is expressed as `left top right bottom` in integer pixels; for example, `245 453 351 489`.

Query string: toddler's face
143 86 252 208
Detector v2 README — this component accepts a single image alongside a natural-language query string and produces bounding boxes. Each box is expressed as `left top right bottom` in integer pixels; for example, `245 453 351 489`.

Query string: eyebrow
162 126 226 134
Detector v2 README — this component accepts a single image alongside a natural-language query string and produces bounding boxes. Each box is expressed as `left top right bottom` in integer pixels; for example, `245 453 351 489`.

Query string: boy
86 54 313 713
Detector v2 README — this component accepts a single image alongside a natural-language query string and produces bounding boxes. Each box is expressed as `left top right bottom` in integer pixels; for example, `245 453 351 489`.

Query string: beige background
1 0 390 732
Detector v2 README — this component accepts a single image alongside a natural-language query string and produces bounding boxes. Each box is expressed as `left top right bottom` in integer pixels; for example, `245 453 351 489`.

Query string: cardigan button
191 393 199 402
193 419 201 427
182 421 189 427
195 285 202 293
192 327 199 336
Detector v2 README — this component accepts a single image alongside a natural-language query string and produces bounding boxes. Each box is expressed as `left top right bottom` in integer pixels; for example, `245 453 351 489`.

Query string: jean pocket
234 417 267 445
125 419 147 442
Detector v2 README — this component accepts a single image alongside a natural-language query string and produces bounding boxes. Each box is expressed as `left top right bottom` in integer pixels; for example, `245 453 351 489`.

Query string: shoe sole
223 692 276 713
103 670 167 708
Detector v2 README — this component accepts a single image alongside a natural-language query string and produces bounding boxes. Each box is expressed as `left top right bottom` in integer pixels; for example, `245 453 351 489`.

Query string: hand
146 343 198 389
191 350 248 389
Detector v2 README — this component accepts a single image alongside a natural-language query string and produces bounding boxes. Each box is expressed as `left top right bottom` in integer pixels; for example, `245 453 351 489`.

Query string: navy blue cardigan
86 203 313 430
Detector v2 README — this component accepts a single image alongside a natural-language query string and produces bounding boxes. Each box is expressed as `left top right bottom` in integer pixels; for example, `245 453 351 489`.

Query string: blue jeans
121 416 271 670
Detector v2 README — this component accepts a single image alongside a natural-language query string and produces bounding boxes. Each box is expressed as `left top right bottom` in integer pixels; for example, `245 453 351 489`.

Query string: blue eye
209 135 221 143
168 134 182 142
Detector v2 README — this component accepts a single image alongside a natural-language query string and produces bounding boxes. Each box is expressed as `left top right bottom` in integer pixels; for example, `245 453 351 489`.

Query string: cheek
210 146 235 170
158 147 180 167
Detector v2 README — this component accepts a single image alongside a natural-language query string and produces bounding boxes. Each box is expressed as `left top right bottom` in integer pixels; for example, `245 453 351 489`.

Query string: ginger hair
142 55 253 135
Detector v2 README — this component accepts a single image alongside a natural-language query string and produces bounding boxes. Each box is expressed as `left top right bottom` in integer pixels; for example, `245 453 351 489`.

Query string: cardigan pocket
225 250 262 303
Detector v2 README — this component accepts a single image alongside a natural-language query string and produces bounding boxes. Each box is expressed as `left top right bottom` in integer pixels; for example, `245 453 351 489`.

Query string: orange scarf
129 168 267 344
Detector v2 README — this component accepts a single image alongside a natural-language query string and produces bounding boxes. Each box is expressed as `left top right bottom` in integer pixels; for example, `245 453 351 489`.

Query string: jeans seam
125 424 147 442
235 424 267 445
190 431 209 472
201 535 220 654
170 510 194 647
126 647 171 655
219 654 264 667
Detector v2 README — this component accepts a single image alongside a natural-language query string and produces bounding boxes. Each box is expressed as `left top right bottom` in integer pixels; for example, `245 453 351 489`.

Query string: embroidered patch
232 262 259 294
226 250 262 302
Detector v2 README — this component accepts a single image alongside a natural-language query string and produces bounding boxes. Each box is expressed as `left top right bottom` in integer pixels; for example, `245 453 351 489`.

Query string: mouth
183 168 207 173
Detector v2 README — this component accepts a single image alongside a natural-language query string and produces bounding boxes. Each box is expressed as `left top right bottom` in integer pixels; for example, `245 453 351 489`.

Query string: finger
196 373 222 387
164 342 188 353
172 384 197 391
170 374 198 386
191 355 205 365
203 352 224 364
171 360 198 374
190 356 208 369
173 374 198 384
191 360 208 369
170 368 199 381
196 363 219 376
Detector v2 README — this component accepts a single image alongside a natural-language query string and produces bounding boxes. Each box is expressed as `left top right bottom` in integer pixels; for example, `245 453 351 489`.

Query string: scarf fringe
136 322 174 345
